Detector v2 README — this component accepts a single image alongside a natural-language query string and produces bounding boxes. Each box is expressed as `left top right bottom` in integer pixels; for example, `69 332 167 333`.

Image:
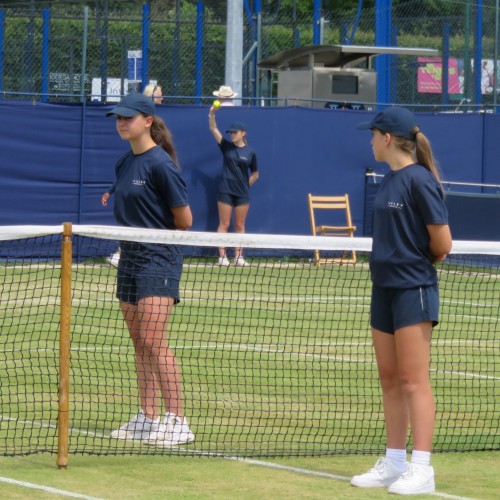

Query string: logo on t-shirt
387 201 404 210
132 179 146 187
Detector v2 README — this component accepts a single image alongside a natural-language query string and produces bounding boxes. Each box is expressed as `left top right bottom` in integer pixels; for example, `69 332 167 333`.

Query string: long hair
150 115 178 167
392 128 442 187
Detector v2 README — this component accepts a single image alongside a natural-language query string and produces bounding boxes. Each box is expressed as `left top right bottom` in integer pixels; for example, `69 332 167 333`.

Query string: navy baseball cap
226 121 246 133
357 107 418 140
106 93 155 117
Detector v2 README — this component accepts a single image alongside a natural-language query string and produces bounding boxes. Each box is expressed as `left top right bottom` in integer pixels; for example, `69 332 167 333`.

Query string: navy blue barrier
1 101 500 254
364 176 500 242
445 191 500 241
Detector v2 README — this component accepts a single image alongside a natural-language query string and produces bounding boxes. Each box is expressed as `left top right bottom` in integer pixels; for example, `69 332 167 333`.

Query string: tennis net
0 224 498 461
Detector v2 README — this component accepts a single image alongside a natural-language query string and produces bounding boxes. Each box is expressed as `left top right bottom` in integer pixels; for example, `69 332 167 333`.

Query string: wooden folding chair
308 193 357 265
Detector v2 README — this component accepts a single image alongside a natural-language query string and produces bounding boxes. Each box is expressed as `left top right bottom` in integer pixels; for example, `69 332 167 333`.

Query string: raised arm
208 106 223 144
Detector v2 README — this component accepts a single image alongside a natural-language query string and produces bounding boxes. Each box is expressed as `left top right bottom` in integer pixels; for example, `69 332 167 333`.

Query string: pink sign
417 57 461 94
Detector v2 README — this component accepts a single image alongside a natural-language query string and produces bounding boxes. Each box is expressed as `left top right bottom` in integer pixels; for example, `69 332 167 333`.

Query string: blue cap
357 107 418 140
226 121 247 133
106 93 155 117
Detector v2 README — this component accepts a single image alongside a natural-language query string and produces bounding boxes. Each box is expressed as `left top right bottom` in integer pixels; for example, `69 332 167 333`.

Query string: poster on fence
419 57 500 95
417 57 461 94
471 59 496 95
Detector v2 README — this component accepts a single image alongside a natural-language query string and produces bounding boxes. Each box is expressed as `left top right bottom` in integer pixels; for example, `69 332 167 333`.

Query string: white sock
411 449 431 466
386 448 407 471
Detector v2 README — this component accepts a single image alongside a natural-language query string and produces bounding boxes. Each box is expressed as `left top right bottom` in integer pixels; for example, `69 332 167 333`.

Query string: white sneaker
146 413 195 446
351 457 407 488
388 463 435 495
110 410 161 440
217 257 230 266
234 257 249 267
106 251 120 268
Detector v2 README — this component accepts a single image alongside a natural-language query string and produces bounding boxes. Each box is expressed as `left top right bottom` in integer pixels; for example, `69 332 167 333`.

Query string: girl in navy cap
208 104 259 266
106 93 195 447
352 107 452 495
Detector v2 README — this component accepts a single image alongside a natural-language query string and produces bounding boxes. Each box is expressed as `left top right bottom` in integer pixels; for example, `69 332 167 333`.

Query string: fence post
141 1 150 91
57 222 72 469
41 8 50 102
195 1 204 104
375 0 392 106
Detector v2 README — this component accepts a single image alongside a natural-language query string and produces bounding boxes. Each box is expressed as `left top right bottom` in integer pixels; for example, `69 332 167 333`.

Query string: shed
257 45 439 108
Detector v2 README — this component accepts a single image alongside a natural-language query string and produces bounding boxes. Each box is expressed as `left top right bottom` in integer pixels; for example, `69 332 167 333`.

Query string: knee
378 368 401 392
398 373 423 397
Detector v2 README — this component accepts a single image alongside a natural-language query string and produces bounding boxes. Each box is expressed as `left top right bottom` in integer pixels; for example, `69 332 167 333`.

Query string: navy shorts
117 272 180 305
218 192 249 207
370 284 439 334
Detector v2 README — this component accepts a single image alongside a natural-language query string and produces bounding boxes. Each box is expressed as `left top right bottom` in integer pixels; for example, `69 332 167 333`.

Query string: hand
101 192 110 206
209 105 219 115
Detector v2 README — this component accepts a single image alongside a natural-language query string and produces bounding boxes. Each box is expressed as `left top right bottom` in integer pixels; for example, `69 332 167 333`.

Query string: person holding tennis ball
106 93 195 447
208 101 259 266
351 107 452 495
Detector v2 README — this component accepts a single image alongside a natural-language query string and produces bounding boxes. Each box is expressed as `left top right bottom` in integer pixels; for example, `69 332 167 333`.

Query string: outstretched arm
208 106 223 144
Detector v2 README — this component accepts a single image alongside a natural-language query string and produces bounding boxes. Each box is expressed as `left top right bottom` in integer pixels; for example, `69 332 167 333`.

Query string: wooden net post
57 222 72 469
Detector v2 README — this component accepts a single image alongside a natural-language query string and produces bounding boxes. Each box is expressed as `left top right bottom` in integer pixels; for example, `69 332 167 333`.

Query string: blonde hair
143 83 159 98
392 128 442 187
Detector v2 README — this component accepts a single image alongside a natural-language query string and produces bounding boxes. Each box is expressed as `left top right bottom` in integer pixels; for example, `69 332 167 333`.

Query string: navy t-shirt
112 145 189 278
370 164 448 288
218 138 258 197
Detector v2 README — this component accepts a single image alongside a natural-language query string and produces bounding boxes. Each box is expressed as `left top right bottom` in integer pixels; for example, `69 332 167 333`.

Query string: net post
57 222 72 469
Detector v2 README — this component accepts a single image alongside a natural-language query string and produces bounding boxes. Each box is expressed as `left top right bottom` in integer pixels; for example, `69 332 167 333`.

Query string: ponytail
414 128 441 184
150 115 178 167
393 128 443 190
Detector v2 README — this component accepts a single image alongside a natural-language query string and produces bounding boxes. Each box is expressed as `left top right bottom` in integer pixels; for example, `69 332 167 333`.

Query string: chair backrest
308 194 355 232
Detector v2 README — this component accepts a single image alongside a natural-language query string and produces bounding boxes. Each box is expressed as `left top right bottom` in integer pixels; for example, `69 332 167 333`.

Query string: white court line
227 458 479 500
0 476 103 499
0 417 479 500
1 339 499 380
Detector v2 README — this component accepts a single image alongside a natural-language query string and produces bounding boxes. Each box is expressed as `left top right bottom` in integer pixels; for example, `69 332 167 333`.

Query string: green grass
0 452 499 499
0 256 498 465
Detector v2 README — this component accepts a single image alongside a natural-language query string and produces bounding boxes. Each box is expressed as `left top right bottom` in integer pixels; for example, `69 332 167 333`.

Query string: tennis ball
213 100 221 109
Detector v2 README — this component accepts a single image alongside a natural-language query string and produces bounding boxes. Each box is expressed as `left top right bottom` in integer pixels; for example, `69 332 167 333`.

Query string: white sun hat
213 85 239 98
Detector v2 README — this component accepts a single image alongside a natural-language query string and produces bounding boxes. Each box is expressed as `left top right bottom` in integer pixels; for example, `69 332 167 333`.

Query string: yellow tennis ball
213 100 221 108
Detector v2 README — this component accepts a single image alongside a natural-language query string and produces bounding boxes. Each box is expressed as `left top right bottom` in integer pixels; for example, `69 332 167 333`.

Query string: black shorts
117 272 180 305
218 192 249 207
370 284 439 334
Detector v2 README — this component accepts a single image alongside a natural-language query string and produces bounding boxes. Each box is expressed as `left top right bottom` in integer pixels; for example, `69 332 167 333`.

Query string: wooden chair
308 194 357 265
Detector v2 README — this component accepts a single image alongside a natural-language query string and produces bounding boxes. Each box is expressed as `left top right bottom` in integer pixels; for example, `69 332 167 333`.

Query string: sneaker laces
399 463 417 479
373 457 386 473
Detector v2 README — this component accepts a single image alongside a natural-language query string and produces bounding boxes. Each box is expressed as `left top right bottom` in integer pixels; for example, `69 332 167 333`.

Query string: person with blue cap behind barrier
208 102 259 266
351 106 452 495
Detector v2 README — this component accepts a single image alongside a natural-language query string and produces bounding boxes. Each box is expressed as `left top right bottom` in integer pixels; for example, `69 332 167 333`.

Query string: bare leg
394 322 434 451
233 203 249 259
217 201 232 258
120 301 160 419
372 328 409 449
120 296 184 419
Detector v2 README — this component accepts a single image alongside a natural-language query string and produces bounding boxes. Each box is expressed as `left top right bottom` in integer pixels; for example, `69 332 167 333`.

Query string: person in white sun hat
213 85 238 106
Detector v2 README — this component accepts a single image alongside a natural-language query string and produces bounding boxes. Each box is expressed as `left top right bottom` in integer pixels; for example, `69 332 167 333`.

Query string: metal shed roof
257 45 440 70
